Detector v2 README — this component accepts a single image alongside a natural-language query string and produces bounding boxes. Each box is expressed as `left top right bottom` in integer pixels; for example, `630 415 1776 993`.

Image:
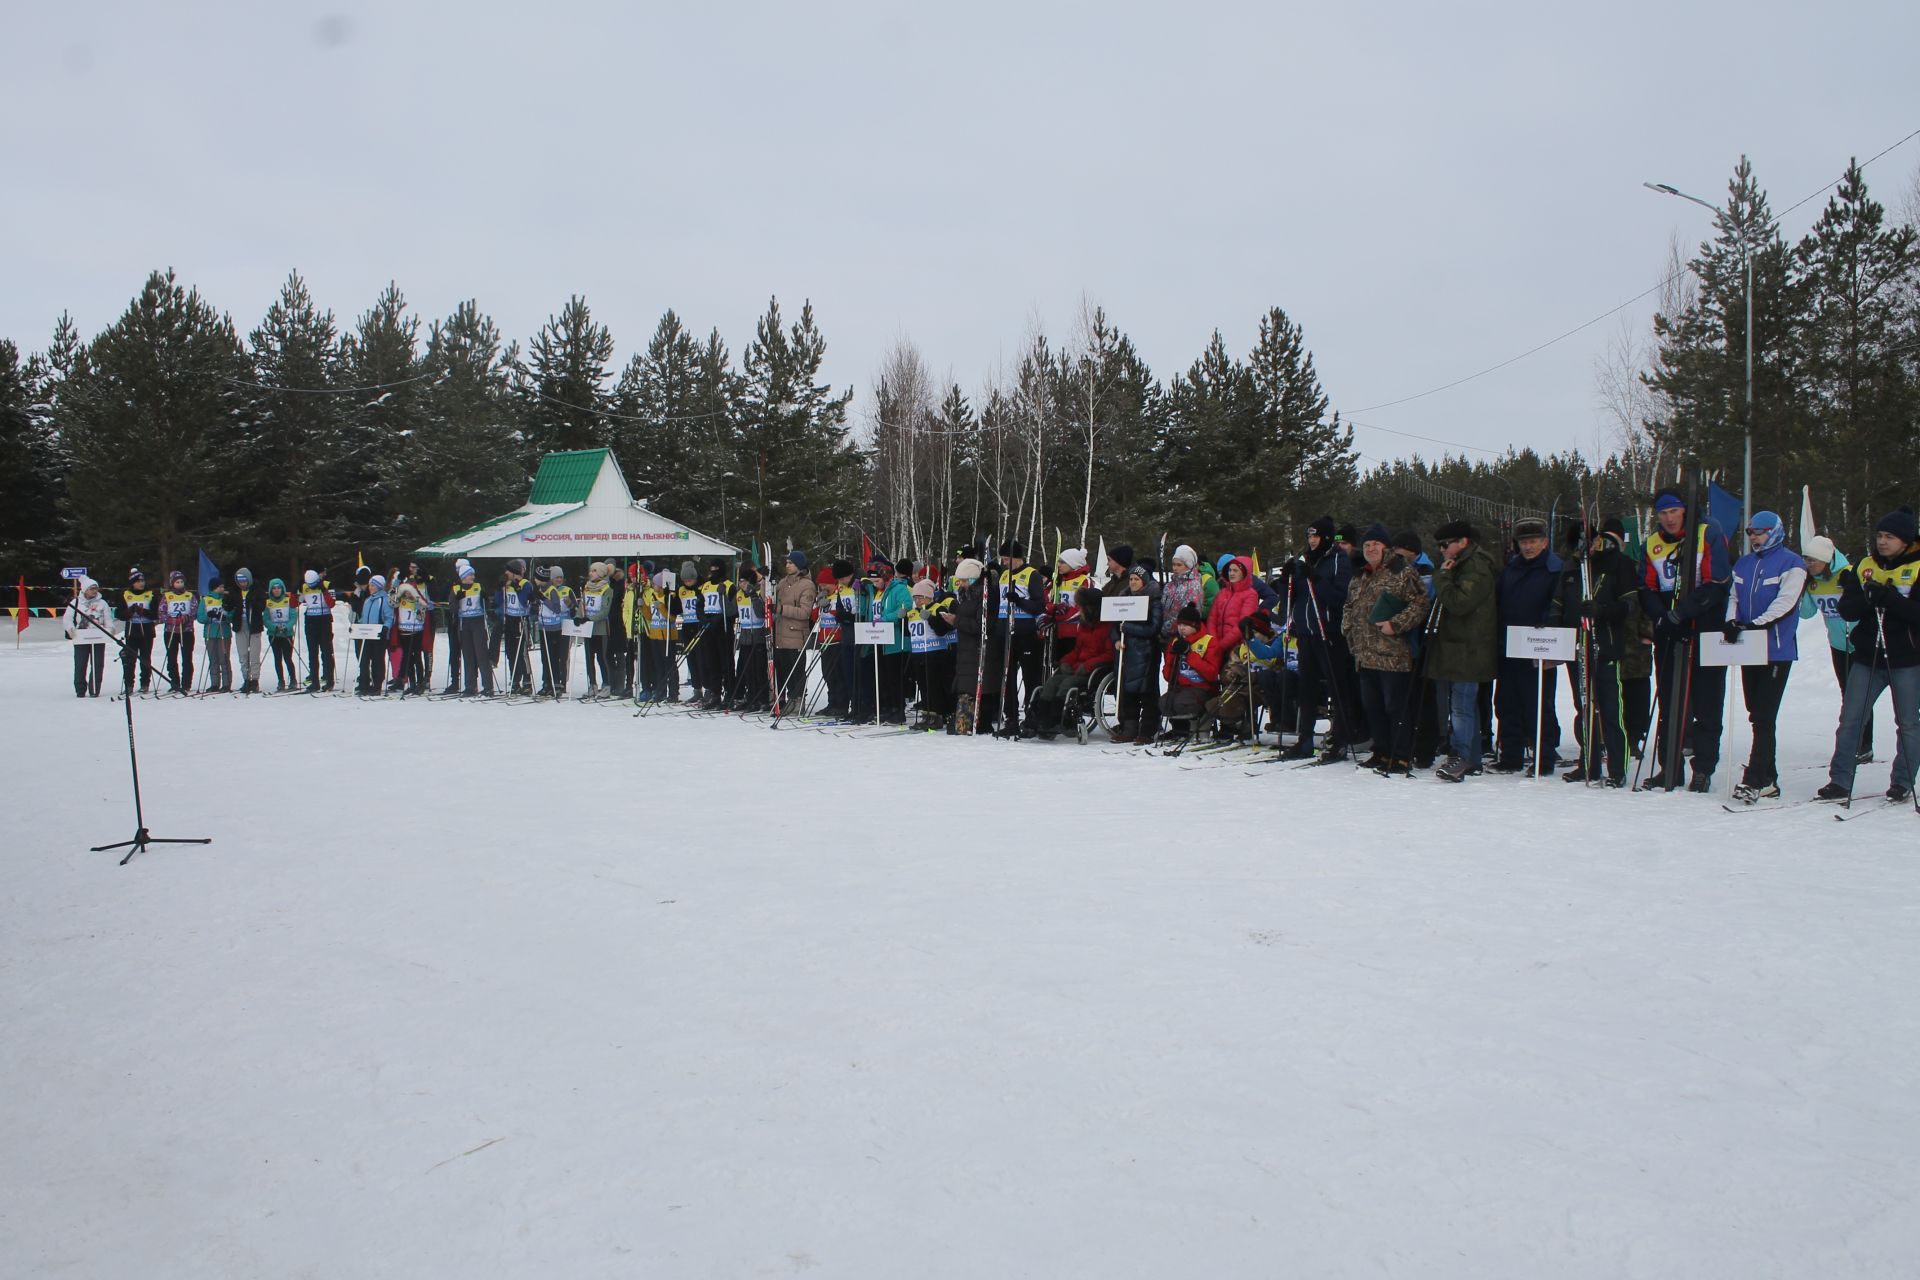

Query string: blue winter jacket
1117 585 1163 692
1497 548 1564 630
359 590 393 630
1731 543 1807 662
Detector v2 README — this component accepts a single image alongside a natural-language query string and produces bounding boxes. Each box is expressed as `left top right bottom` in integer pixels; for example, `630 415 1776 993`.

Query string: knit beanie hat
1336 524 1357 545
998 539 1026 559
787 549 809 572
235 568 252 584
549 565 565 581
1059 548 1088 572
1309 515 1336 541
1653 491 1686 514
370 575 387 591
954 557 985 582
817 567 838 586
910 579 936 601
680 560 698 582
1172 544 1198 569
1875 506 1918 545
129 567 145 583
1600 516 1628 547
1361 523 1392 547
1108 543 1134 569
1803 534 1838 566
894 558 914 579
506 559 527 576
831 559 855 581
1176 602 1204 627
303 570 321 585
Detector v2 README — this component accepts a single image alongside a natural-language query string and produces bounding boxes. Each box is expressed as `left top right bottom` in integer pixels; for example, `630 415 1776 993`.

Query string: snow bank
1 638 1915 1278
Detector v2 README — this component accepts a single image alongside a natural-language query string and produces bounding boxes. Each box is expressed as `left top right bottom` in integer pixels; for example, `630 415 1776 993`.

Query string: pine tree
61 269 252 574
402 300 527 545
1646 157 1800 510
1162 330 1260 550
521 295 613 458
1053 307 1162 547
244 271 358 573
0 339 64 576
610 309 725 537
738 298 854 551
1248 305 1350 539
1794 160 1919 539
339 283 424 555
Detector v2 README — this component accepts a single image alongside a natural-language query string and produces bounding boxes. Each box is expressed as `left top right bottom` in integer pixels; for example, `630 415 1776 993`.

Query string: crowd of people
59 494 1920 807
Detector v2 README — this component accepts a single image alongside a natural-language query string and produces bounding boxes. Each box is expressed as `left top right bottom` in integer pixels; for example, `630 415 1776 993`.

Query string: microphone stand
72 603 212 865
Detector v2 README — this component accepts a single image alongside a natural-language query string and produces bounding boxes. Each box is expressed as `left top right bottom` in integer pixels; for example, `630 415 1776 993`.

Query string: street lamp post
1644 181 1754 532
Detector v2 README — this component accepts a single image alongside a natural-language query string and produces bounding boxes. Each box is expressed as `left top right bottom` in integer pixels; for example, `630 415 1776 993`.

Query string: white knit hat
1058 548 1088 571
1173 544 1198 569
1804 535 1837 565
955 558 985 582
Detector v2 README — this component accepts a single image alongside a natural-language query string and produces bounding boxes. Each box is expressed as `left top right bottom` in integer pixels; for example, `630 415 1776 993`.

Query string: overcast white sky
5 1 1916 468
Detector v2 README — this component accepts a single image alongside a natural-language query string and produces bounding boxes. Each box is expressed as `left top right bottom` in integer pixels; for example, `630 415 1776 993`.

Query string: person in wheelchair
1023 587 1114 739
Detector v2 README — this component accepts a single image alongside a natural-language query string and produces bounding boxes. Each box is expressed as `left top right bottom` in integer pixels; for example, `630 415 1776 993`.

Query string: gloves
1654 610 1684 643
1576 600 1602 620
1171 638 1189 657
1837 568 1859 590
1720 622 1743 645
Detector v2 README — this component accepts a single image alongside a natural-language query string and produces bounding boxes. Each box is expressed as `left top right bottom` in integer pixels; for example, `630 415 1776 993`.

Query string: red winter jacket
1205 556 1259 645
1162 630 1224 690
1060 614 1115 672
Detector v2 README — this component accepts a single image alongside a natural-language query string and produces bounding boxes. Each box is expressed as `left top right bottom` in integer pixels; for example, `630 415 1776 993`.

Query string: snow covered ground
2 624 1916 1279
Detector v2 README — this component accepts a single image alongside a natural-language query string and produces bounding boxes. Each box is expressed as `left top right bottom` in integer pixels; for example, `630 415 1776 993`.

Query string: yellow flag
1250 549 1262 575
356 550 365 571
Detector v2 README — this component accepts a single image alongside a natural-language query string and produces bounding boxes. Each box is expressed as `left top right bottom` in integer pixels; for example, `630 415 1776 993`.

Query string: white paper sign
1505 625 1576 662
347 623 387 641
1102 596 1149 622
561 619 597 639
854 622 895 646
61 566 88 580
1699 628 1769 667
71 627 109 645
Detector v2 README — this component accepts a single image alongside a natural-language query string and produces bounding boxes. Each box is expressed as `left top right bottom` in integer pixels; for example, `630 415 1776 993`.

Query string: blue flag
1707 482 1743 541
196 548 220 597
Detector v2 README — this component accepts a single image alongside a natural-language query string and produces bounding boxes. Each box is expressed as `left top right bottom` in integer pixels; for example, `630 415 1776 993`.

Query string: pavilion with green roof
413 449 740 566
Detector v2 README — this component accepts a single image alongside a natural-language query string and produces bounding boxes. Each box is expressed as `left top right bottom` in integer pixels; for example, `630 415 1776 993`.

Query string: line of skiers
65 499 1919 806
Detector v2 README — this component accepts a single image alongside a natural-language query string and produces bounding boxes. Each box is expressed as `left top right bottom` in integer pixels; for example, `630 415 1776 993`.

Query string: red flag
15 576 26 633
860 534 873 571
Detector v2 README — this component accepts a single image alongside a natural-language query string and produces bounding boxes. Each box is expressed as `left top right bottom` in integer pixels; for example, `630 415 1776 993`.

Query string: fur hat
1433 520 1476 545
1512 517 1549 541
1391 530 1422 557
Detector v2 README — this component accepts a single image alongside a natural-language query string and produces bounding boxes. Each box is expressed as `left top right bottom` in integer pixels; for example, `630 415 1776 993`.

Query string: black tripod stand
71 604 212 865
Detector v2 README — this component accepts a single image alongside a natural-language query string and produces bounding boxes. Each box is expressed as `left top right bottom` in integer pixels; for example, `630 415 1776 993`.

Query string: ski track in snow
1 628 1915 1279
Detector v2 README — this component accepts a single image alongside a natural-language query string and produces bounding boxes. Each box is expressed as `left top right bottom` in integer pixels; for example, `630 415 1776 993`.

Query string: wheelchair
1057 663 1120 744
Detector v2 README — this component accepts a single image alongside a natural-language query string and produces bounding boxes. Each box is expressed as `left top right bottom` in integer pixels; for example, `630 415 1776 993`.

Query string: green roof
527 449 610 504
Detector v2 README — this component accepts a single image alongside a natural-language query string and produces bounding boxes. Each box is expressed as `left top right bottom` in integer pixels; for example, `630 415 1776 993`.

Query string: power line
1348 123 1920 417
